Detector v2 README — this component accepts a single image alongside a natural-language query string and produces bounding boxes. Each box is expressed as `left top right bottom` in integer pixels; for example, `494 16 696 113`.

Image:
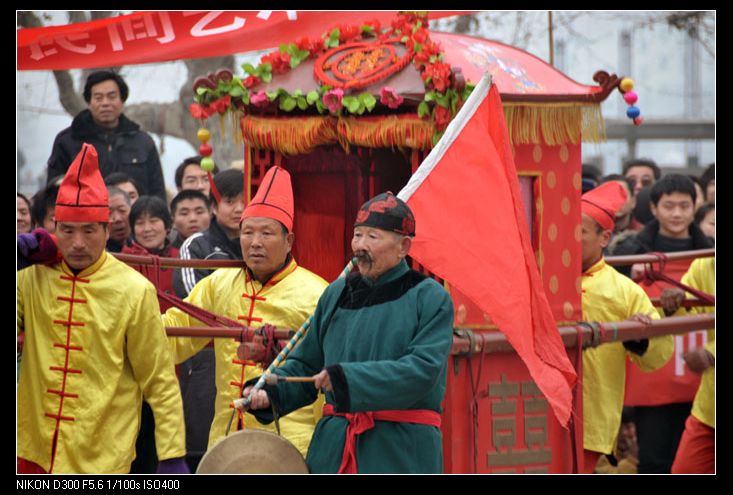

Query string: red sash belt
322 403 441 474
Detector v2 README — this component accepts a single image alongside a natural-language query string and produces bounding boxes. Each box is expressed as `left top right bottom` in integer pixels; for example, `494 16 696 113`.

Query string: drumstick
264 375 316 386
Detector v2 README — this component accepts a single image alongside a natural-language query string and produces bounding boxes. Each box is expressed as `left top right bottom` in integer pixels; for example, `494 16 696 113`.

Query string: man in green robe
244 191 454 473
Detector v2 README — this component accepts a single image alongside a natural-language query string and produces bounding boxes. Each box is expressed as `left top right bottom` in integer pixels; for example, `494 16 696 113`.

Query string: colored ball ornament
200 157 215 172
199 143 213 157
197 128 211 143
620 78 635 92
626 106 640 119
623 91 638 105
633 117 643 126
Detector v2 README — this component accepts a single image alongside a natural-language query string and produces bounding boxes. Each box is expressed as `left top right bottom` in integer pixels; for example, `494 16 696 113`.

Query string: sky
17 11 715 197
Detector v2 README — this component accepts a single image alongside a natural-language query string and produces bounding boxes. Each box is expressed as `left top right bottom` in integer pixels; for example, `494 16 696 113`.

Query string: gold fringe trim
502 103 606 146
337 116 435 153
240 116 338 155
239 115 436 155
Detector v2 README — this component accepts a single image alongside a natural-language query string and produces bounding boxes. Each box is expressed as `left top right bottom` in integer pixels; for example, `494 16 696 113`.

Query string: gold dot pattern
533 145 542 163
574 224 582 242
563 302 574 319
562 249 571 267
548 223 558 241
457 304 467 325
561 197 571 215
547 171 557 189
549 276 559 294
573 172 582 191
559 145 569 163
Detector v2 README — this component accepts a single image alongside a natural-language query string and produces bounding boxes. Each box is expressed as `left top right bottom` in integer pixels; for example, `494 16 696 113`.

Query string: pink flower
323 88 344 113
379 86 404 109
250 90 269 108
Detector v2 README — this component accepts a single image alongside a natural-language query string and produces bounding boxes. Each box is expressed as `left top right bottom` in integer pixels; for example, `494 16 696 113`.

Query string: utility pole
618 30 635 161
685 26 702 167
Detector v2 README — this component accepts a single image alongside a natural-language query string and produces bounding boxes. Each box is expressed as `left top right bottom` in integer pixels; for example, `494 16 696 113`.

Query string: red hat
241 166 294 232
581 181 628 231
55 143 109 223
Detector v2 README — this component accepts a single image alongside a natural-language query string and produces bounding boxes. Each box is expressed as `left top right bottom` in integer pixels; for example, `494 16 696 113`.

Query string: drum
196 429 309 474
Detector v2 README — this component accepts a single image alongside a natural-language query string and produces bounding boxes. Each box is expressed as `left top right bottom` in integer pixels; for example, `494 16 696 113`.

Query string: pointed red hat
581 181 628 231
54 143 109 223
241 166 294 232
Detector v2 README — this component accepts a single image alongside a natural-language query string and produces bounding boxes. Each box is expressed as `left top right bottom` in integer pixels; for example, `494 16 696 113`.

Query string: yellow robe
17 252 185 473
581 258 673 454
163 258 327 455
679 257 715 428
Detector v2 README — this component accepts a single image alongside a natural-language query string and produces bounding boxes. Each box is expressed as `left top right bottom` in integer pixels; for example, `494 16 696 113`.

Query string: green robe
250 260 454 473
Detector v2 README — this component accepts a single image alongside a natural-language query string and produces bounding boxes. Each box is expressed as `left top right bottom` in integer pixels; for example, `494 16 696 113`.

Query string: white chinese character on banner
183 11 247 37
30 33 96 61
256 11 298 21
107 12 175 52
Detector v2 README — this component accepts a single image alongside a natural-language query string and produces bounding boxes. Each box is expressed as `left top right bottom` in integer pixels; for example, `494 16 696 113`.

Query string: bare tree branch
67 11 87 24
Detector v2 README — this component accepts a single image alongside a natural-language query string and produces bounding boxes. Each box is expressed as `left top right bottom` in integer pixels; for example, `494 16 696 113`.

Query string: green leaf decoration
242 63 256 75
297 96 308 110
432 131 445 147
424 91 436 102
260 63 272 73
306 91 320 105
342 96 360 114
241 92 250 105
360 93 376 112
435 93 450 108
229 86 245 97
292 89 303 97
417 101 430 118
316 100 326 114
196 87 209 96
280 96 297 111
414 42 422 52
261 72 273 83
401 35 409 43
361 25 374 34
266 90 279 101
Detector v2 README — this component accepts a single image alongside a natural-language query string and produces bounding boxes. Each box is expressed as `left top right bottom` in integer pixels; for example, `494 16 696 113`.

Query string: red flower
261 51 291 74
433 105 452 131
296 36 324 56
363 19 381 34
189 103 215 120
338 25 361 42
422 62 452 92
210 95 232 114
243 76 261 89
412 28 428 44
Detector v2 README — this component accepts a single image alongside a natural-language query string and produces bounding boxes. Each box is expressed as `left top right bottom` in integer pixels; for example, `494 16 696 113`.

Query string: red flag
398 74 577 426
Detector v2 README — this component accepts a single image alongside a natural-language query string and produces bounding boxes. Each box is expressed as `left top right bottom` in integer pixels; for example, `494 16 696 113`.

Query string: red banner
624 259 706 406
18 11 473 71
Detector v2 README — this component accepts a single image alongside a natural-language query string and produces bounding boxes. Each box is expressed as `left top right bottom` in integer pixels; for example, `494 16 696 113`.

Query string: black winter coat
46 110 166 201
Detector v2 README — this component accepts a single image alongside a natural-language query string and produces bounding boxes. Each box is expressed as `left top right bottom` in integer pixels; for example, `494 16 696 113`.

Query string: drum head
196 429 309 474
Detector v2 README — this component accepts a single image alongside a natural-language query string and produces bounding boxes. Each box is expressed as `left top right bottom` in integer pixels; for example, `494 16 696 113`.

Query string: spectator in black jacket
46 70 166 201
173 168 244 473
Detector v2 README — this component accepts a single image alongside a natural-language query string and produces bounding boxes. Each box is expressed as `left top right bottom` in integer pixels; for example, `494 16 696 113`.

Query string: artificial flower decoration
323 88 345 113
191 12 471 146
250 91 269 108
379 86 404 109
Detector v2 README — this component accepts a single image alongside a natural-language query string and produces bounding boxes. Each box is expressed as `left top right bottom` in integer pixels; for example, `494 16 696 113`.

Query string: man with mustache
164 166 327 467
17 144 186 474
244 191 455 473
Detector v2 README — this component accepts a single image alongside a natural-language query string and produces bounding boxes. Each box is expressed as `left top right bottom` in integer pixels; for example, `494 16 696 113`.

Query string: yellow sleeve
162 276 214 364
17 270 25 335
626 283 674 372
126 283 186 461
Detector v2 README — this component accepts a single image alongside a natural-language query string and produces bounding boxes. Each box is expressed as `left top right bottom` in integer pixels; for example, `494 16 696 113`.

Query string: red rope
156 289 244 330
641 252 716 305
